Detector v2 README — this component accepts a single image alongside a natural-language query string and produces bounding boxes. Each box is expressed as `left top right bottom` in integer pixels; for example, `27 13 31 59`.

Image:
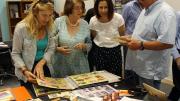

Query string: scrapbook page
68 71 108 87
73 85 117 98
33 85 61 97
36 78 75 90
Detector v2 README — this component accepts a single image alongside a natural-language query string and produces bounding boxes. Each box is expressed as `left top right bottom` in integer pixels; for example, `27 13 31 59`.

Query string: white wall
54 0 94 15
165 0 180 11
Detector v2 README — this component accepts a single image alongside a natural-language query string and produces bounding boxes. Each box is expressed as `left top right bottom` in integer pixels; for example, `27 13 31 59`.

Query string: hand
118 36 131 45
57 46 72 55
103 92 119 101
127 39 141 50
24 70 37 84
176 57 180 70
33 62 45 80
73 43 86 51
119 35 131 42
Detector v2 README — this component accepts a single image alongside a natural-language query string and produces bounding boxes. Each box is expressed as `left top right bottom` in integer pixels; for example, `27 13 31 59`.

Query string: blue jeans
139 76 161 89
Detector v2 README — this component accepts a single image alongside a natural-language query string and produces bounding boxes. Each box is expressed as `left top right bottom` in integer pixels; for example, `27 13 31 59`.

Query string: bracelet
140 41 144 50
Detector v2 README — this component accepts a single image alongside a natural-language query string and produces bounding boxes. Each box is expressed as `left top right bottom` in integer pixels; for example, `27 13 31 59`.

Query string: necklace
67 17 80 27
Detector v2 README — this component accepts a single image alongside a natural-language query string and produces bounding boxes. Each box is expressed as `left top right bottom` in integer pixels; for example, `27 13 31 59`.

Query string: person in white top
89 0 125 76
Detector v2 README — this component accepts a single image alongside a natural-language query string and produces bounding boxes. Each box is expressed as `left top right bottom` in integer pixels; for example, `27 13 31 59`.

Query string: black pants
90 42 122 76
168 59 180 101
20 61 51 96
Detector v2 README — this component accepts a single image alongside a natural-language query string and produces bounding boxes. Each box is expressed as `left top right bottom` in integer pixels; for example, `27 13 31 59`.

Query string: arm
122 4 131 35
73 21 92 52
11 23 36 83
11 24 26 69
128 39 173 50
90 29 97 39
128 9 176 51
118 24 125 36
84 26 92 53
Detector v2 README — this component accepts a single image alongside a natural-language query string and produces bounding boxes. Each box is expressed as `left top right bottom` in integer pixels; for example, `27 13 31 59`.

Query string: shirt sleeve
116 13 125 27
89 16 96 30
156 10 176 45
122 4 130 25
11 23 26 69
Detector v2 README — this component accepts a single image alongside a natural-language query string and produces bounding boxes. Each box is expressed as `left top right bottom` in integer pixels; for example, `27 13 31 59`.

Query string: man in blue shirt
122 0 143 35
168 12 180 101
125 0 176 89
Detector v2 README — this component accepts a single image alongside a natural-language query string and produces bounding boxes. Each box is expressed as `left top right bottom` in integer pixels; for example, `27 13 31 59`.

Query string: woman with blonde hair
11 0 55 86
53 0 91 77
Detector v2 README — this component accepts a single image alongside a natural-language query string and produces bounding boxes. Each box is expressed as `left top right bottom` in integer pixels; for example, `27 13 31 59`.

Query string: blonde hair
22 0 54 37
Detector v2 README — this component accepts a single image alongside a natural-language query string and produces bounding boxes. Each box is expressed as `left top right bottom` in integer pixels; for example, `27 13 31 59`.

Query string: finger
62 46 69 49
29 78 37 84
103 95 108 101
73 44 78 49
107 94 112 101
35 71 40 79
112 92 119 101
40 73 45 80
33 69 36 75
30 73 37 79
66 49 72 51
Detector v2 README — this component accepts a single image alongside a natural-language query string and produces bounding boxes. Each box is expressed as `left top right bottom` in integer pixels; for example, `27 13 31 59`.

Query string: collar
134 0 143 10
144 0 162 16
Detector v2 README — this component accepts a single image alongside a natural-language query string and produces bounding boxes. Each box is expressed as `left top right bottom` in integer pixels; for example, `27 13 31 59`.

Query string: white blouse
89 13 124 48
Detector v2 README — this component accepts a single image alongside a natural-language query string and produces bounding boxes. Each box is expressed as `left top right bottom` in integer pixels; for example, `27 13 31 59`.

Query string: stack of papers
0 42 8 47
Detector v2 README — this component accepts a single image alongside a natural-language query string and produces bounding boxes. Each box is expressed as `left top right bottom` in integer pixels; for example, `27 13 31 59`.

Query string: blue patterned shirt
122 0 142 35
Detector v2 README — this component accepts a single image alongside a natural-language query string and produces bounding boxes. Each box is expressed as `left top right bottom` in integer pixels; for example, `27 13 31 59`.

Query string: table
29 78 150 100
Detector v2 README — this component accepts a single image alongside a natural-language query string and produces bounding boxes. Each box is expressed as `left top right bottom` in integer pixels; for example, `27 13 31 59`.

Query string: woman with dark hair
89 0 125 76
52 0 91 77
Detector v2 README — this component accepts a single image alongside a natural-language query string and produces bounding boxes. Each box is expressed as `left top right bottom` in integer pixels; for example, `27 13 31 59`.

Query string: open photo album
36 70 121 90
33 71 121 97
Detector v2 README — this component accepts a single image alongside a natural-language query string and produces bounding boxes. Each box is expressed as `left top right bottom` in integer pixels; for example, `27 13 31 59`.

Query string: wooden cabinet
7 0 33 38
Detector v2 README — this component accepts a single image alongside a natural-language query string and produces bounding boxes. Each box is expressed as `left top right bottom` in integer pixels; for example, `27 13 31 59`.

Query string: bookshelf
7 0 33 38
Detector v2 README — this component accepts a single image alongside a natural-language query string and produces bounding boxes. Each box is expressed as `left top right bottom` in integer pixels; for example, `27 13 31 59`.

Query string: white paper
120 97 143 101
0 42 8 47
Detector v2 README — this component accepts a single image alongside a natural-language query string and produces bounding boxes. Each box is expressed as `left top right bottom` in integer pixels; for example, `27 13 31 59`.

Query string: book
10 86 32 101
33 84 73 100
33 84 61 97
143 83 168 101
36 71 120 90
36 77 75 90
0 86 32 101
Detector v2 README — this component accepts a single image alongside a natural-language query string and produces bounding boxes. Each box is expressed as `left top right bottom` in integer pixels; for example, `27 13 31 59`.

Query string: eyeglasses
33 0 51 9
73 6 83 11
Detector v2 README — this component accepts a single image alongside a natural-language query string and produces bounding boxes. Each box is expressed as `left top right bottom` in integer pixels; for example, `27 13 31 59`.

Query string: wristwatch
140 41 144 50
